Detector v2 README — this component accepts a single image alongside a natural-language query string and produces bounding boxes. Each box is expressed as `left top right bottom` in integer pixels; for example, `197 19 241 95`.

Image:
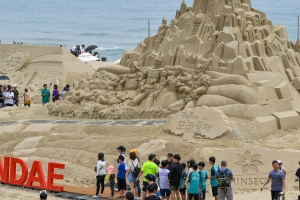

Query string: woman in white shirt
5 87 14 106
93 152 106 198
126 152 140 199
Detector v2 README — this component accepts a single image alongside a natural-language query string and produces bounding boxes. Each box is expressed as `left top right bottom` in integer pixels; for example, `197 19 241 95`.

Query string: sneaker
108 196 114 199
99 194 104 197
117 196 125 199
92 195 99 198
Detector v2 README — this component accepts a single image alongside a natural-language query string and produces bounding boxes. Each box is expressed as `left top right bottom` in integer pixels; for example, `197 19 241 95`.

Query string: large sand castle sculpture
36 0 300 135
0 44 95 102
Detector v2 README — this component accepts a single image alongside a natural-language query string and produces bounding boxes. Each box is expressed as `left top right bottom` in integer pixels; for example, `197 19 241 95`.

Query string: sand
1 105 300 199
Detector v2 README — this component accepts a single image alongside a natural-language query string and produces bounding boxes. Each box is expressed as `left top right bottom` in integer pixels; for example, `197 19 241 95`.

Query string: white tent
78 53 100 62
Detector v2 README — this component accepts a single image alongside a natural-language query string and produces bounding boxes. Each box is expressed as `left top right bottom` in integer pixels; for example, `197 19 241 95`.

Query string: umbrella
78 53 100 62
85 45 98 53
0 76 10 80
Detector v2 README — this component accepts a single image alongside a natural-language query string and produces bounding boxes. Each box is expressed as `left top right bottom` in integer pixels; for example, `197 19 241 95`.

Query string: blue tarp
0 76 10 80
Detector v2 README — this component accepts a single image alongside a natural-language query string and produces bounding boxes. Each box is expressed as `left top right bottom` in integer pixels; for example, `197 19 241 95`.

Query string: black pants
110 184 114 196
271 190 281 200
24 104 30 107
96 175 106 195
6 104 13 106
188 193 199 200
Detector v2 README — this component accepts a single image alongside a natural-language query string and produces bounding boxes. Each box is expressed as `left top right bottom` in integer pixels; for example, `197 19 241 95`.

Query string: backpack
217 169 229 190
131 161 141 178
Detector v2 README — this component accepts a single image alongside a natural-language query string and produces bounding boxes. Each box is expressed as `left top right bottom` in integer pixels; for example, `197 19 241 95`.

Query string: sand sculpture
0 44 95 103
47 0 300 136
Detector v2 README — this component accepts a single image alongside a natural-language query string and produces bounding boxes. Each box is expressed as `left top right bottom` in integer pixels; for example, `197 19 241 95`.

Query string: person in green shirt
41 84 50 105
136 154 158 200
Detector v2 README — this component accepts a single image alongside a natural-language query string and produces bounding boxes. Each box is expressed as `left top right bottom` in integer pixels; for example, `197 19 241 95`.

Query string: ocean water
0 0 299 61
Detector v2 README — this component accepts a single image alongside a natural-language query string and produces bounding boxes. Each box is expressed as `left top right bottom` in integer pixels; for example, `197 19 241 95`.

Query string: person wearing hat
136 154 158 200
117 146 127 170
12 84 19 106
167 153 173 171
278 160 286 177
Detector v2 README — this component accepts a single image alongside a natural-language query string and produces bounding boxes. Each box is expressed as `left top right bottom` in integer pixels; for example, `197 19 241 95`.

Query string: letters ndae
0 156 65 191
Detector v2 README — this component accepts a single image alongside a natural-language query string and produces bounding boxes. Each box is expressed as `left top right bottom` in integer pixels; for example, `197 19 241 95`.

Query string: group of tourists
93 146 237 200
93 145 299 200
0 84 30 108
41 83 71 104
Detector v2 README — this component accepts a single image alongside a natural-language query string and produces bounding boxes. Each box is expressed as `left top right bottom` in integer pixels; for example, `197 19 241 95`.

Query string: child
198 162 208 200
24 88 31 107
107 165 116 199
117 155 126 199
179 163 187 200
125 192 134 200
145 174 160 198
145 183 161 200
158 160 170 200
187 164 200 200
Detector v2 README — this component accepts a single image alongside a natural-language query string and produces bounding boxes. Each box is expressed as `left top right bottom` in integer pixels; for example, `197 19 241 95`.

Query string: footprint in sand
13 136 45 157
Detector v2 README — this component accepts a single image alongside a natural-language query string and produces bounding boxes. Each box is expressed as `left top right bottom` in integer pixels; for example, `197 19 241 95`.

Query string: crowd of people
92 146 300 200
70 44 100 58
0 83 72 109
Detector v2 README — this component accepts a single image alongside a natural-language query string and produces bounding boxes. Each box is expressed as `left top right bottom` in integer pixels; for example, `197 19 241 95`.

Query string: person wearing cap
136 154 158 200
216 160 234 200
12 84 19 106
261 160 286 200
168 154 182 200
167 153 173 171
278 160 286 176
117 146 127 170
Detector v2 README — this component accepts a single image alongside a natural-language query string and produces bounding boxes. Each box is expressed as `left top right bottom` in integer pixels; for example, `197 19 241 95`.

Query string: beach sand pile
1 105 300 199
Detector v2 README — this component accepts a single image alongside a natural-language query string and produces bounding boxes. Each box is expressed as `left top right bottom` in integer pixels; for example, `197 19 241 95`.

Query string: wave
79 33 108 36
95 47 125 51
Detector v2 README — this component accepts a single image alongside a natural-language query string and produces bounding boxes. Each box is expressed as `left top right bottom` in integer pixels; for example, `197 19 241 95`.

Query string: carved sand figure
153 65 186 109
129 53 168 107
109 61 143 105
169 64 211 111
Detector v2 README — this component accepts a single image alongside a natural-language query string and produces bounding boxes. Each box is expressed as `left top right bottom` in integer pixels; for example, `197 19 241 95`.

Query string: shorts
179 188 186 194
169 185 179 191
212 186 218 197
160 189 171 197
117 177 126 190
128 172 135 183
142 181 149 192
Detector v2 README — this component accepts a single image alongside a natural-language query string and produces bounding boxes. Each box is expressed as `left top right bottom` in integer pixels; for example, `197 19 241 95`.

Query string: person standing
136 154 158 200
187 164 200 200
208 156 219 200
216 161 234 200
5 87 14 106
278 160 286 176
24 88 31 107
158 160 170 200
93 153 106 198
41 84 50 105
12 84 19 106
131 149 142 200
179 163 187 200
198 162 208 200
106 165 116 199
167 153 173 171
168 154 182 200
52 84 59 102
117 146 127 170
117 155 126 199
127 152 140 200
0 85 4 108
261 160 286 200
81 44 85 54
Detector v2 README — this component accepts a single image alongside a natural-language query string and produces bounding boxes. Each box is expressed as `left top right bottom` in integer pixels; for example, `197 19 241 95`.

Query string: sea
1 0 299 61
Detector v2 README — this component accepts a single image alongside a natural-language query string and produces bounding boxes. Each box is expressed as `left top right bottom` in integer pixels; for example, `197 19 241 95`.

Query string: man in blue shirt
198 162 208 200
117 155 126 199
216 161 234 200
208 156 219 200
261 160 286 200
187 164 200 200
